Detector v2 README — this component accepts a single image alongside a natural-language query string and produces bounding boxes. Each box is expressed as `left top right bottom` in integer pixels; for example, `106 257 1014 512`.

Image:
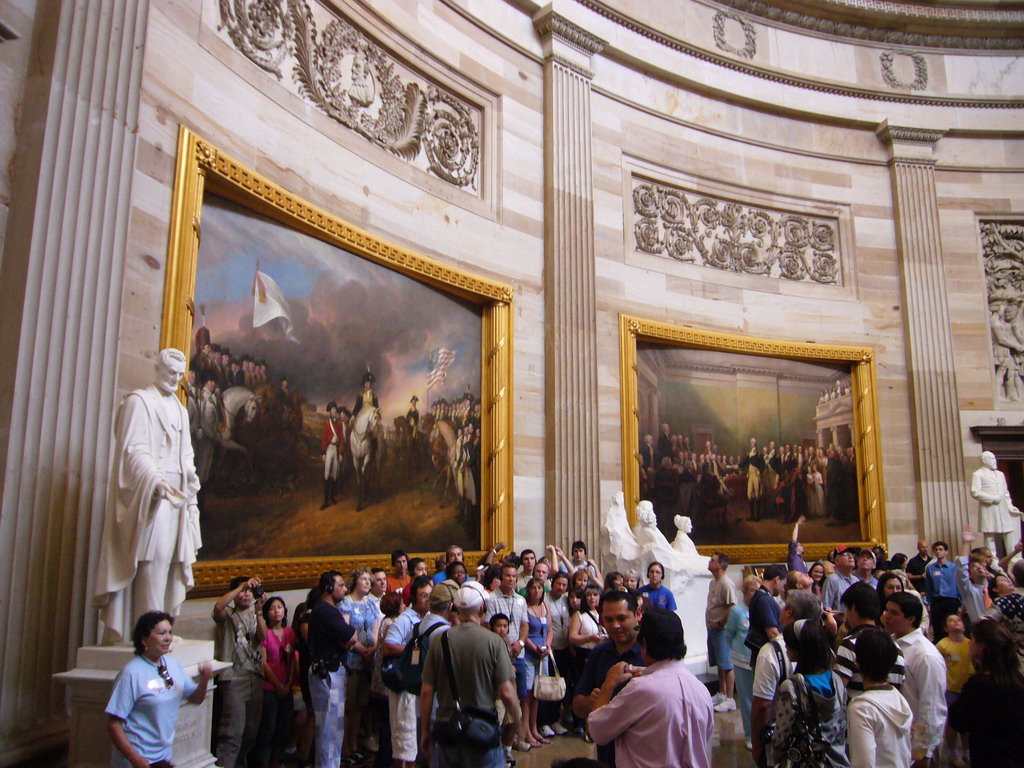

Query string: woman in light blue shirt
106 611 212 768
725 575 759 749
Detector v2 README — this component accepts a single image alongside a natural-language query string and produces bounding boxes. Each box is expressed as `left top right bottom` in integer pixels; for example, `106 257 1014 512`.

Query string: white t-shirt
752 636 794 718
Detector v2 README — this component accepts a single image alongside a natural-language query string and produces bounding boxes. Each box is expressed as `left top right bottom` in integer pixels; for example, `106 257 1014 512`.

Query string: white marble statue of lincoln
94 348 202 643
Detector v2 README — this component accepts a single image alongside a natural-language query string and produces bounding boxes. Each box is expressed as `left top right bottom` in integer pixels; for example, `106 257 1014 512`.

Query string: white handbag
533 654 566 702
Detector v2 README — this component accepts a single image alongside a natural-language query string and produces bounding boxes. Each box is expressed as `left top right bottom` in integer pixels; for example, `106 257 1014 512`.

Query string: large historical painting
620 317 885 563
160 128 513 591
191 194 482 560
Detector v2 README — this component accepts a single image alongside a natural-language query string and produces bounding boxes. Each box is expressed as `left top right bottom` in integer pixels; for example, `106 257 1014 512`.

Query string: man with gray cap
420 581 521 768
587 609 714 768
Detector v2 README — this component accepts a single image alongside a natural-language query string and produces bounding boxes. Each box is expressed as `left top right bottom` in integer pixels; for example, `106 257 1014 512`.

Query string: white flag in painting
253 269 298 342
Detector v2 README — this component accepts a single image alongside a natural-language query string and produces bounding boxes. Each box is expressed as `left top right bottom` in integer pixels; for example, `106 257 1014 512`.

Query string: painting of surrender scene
189 193 482 560
636 344 861 547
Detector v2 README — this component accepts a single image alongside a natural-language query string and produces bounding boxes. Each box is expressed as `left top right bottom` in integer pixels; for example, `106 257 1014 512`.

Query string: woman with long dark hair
949 619 1024 767
771 619 850 768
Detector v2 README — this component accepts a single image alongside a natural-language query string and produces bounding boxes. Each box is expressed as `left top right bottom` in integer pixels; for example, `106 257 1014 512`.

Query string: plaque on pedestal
54 638 227 768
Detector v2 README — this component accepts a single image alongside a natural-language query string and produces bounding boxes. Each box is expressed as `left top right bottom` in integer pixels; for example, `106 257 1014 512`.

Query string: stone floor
516 706 751 768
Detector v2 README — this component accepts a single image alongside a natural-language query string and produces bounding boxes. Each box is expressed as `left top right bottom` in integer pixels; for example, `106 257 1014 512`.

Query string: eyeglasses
157 663 174 689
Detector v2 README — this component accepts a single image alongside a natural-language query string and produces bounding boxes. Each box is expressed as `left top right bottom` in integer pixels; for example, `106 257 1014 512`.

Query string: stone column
0 1 150 761
533 8 605 553
877 121 969 543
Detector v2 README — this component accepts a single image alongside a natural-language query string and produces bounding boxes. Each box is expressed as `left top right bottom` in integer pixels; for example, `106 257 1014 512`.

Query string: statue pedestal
54 638 227 768
668 570 713 678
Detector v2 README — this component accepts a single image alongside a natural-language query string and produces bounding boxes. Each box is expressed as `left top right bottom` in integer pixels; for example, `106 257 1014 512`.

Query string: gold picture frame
161 127 513 596
619 315 885 564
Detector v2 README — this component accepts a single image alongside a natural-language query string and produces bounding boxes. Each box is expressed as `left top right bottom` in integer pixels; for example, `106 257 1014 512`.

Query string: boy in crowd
936 614 972 767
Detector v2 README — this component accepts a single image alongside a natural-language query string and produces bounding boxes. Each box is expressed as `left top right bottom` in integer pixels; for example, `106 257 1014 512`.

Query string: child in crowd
936 614 973 767
490 613 520 760
848 628 912 768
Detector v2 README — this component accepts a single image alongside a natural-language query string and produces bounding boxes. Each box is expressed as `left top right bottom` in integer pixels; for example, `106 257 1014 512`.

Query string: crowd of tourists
104 527 1024 768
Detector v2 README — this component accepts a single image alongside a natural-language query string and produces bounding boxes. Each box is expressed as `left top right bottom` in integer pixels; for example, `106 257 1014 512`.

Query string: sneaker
551 723 569 736
504 746 514 762
539 725 555 738
745 739 752 751
714 698 736 712
511 737 532 752
711 692 726 705
573 726 585 738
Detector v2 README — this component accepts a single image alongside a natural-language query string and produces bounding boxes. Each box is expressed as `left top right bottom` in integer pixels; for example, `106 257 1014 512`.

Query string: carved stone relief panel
981 221 1024 402
631 177 842 285
216 0 482 192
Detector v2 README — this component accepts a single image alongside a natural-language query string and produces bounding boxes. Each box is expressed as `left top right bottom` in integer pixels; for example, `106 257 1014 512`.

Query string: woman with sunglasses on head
106 611 213 768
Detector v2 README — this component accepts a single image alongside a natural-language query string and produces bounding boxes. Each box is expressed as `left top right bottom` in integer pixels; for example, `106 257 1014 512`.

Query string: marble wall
0 0 1021 761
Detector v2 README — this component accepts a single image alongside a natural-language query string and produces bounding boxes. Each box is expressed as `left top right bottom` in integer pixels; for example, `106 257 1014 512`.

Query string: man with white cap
420 581 521 768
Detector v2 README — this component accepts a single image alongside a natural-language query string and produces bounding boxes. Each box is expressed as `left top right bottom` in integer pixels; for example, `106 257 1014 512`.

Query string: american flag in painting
427 347 456 390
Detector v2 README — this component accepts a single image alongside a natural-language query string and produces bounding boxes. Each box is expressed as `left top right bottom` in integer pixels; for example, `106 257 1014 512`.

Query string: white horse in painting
350 405 380 510
217 386 257 475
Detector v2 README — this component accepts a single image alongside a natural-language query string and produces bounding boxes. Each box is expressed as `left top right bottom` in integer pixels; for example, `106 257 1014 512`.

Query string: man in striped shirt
835 583 905 696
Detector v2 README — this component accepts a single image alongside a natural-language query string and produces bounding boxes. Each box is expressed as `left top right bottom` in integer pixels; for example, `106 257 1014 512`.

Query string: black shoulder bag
431 632 501 749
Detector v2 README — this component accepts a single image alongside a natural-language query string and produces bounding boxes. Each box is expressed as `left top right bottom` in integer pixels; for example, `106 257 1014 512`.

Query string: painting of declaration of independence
636 344 862 547
188 194 482 560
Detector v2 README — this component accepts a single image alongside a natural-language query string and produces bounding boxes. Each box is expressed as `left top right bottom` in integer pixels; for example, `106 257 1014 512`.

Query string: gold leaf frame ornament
161 127 513 596
618 315 885 565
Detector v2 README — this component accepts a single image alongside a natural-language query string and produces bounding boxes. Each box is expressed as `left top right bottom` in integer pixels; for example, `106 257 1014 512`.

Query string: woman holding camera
106 611 212 768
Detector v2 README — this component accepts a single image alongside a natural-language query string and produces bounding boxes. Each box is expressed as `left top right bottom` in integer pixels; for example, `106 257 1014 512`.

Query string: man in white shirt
882 591 947 768
485 563 530 749
750 590 821 767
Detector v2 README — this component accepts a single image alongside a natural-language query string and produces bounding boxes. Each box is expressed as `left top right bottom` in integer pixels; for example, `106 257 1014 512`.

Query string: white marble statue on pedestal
602 493 712 667
970 450 1022 555
93 349 203 643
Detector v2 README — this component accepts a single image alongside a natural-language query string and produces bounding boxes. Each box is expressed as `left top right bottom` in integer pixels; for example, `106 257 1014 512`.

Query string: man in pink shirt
587 610 714 768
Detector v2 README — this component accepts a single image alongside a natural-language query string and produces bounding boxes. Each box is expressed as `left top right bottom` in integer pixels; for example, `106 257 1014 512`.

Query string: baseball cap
429 581 458 608
455 581 487 610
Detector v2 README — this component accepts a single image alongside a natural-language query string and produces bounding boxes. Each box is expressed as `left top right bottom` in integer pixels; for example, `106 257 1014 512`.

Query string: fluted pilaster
534 7 605 554
877 121 969 544
0 1 149 761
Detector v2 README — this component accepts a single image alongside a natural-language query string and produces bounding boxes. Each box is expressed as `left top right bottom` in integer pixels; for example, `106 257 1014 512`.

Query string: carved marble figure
970 451 1022 555
94 349 203 643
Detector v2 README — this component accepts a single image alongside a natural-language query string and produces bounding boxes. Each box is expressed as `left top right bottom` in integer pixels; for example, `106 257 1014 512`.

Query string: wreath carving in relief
217 0 480 190
712 11 757 60
981 221 1024 402
880 51 928 91
632 180 841 285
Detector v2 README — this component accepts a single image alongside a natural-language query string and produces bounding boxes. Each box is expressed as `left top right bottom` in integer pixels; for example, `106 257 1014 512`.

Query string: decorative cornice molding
710 0 1024 51
534 10 606 56
876 122 946 147
575 0 1024 108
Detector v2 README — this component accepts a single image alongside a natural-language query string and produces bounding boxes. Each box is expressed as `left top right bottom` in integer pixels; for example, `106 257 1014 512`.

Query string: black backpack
381 620 445 695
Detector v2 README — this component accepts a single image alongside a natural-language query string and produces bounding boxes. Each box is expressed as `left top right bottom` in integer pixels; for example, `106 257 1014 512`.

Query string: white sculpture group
602 492 709 594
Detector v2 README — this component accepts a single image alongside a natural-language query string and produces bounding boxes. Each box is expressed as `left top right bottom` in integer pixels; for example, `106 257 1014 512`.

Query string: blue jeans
735 665 754 741
513 657 529 700
309 667 346 768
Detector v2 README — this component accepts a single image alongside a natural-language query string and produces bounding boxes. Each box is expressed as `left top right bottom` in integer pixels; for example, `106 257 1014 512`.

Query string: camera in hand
252 585 264 599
